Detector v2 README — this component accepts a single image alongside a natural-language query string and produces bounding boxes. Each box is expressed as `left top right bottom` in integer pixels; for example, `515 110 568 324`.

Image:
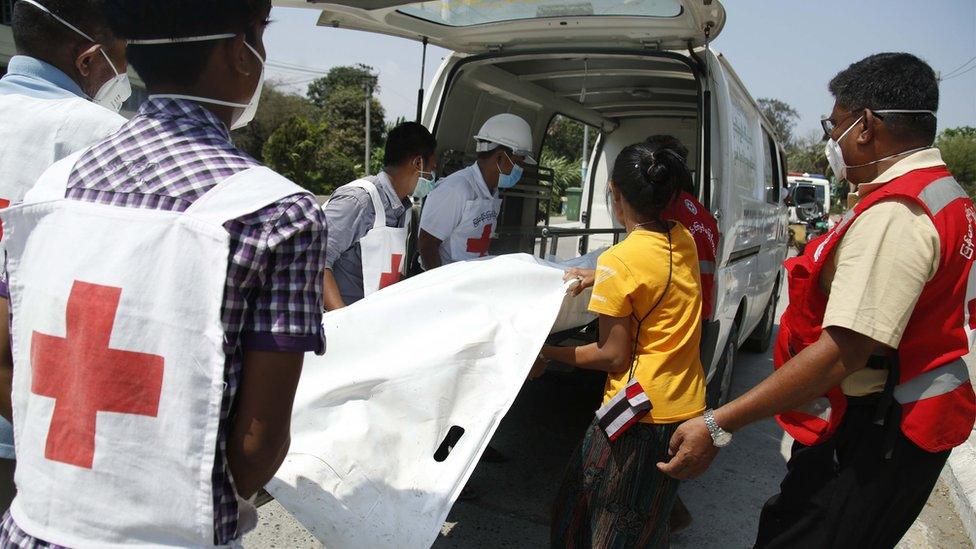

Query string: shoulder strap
184 166 310 226
342 179 387 231
23 150 87 204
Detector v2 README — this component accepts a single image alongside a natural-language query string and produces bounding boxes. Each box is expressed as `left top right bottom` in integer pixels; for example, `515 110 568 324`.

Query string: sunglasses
820 108 889 138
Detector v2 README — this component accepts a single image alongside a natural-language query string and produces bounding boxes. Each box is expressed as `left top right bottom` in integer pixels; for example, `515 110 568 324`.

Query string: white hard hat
474 113 537 164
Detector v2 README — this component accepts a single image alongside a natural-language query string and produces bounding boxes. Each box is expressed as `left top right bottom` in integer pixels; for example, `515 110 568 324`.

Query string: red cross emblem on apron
31 281 164 469
466 224 493 257
379 254 404 290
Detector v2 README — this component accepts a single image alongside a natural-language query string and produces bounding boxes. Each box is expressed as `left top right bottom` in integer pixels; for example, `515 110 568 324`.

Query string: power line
942 63 976 81
941 55 976 79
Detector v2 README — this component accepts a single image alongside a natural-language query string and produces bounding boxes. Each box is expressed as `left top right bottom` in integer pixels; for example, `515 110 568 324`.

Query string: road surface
245 286 972 548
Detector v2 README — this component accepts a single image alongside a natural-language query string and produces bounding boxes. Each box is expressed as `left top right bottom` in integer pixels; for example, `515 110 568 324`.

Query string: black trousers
755 399 950 549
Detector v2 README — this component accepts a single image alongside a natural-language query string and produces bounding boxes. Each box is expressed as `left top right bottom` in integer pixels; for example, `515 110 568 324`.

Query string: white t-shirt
419 163 499 267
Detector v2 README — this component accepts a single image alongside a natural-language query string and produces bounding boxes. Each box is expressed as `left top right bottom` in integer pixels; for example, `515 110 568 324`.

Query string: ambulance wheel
707 321 739 408
744 281 779 353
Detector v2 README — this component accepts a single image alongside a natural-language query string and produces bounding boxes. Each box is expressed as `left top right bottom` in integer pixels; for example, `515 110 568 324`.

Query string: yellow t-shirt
588 223 707 423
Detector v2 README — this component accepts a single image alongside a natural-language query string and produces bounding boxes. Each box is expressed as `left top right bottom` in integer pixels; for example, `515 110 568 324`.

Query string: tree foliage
305 64 386 167
232 82 318 160
262 116 357 195
307 64 379 108
540 150 583 215
544 115 587 162
938 127 976 194
758 97 800 147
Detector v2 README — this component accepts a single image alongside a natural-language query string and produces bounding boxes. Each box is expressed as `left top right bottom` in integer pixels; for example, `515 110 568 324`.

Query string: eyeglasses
821 108 894 138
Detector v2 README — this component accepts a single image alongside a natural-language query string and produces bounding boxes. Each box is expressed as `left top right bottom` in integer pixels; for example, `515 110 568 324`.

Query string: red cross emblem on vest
31 281 165 469
466 224 493 257
379 254 404 290
0 198 10 241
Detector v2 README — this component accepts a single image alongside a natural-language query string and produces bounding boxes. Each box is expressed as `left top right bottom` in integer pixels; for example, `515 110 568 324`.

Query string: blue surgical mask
413 170 437 199
497 152 523 189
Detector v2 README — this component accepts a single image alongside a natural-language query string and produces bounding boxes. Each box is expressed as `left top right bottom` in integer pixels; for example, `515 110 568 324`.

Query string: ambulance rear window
398 0 682 27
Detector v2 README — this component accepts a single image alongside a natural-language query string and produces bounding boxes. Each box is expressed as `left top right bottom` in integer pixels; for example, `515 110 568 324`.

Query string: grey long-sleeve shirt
323 172 411 305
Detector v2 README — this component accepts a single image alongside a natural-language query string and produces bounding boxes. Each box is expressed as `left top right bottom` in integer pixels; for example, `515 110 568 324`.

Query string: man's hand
656 416 719 480
564 268 595 297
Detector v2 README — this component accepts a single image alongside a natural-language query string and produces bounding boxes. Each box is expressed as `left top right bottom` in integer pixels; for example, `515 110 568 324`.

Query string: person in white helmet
418 113 536 270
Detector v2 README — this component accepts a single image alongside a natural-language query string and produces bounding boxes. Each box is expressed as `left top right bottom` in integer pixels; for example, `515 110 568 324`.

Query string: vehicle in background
787 173 831 223
279 0 789 406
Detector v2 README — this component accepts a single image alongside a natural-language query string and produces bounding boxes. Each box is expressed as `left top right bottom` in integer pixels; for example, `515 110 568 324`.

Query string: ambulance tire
707 320 739 408
744 280 779 353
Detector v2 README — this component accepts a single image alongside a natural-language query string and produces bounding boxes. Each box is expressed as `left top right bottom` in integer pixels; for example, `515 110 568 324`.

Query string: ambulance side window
762 130 780 204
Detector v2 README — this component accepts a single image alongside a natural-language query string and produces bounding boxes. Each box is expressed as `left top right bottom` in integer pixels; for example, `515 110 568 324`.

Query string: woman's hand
564 268 596 297
528 355 549 380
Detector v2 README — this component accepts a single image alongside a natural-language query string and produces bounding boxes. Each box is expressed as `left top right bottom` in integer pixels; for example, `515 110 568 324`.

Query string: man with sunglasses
659 52 975 548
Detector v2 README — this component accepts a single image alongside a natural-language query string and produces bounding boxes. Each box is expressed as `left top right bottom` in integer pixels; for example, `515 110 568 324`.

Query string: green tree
232 81 318 160
937 127 976 195
544 115 586 162
306 65 386 166
786 131 829 176
262 116 357 195
540 150 582 216
758 97 800 147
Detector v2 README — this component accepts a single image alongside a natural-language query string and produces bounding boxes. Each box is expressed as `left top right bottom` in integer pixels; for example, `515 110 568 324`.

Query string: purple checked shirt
0 98 327 546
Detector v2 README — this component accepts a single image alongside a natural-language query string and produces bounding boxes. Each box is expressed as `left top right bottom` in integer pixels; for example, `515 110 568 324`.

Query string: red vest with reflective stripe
664 191 719 320
774 166 976 452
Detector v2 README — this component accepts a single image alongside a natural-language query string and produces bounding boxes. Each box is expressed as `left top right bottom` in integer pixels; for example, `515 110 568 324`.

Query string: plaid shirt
0 98 327 546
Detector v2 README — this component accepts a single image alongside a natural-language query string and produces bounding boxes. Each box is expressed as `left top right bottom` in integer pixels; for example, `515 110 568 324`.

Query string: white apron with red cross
334 180 408 296
446 174 501 263
1 151 309 547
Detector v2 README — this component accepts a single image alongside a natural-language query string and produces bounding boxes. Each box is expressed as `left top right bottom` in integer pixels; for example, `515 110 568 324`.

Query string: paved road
245 286 972 548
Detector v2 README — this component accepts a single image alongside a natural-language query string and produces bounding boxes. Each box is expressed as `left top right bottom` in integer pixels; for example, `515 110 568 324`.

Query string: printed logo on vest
684 199 698 215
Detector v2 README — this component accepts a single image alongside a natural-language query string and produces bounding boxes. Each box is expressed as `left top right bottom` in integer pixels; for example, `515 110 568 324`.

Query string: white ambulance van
278 0 789 405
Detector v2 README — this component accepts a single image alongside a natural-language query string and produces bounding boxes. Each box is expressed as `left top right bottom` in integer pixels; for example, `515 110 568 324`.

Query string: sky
263 0 976 138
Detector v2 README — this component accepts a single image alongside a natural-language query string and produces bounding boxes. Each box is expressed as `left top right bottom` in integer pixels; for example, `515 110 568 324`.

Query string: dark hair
384 122 437 167
101 0 272 87
645 134 693 193
828 52 939 143
612 142 687 221
12 0 112 58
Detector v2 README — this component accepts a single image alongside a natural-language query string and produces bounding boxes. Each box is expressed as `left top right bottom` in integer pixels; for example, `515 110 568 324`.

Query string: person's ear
226 35 256 77
857 110 877 145
75 43 101 78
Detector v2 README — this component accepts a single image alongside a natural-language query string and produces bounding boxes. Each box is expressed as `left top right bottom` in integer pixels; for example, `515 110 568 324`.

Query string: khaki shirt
821 148 944 396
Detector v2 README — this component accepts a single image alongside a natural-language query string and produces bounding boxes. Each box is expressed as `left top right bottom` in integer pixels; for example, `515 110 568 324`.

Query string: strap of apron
185 166 310 226
343 179 387 231
22 150 87 204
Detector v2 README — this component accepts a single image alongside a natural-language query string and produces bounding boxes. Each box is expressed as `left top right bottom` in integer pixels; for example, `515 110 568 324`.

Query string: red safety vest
663 191 719 320
775 166 976 453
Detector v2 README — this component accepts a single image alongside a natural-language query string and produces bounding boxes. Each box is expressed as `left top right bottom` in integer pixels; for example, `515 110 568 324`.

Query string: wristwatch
703 409 733 447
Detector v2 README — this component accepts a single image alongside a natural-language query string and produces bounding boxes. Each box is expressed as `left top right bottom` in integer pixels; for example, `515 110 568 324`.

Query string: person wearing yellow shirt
532 141 706 547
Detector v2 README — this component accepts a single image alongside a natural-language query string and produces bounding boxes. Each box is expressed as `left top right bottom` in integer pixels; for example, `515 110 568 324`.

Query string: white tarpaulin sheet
267 253 593 548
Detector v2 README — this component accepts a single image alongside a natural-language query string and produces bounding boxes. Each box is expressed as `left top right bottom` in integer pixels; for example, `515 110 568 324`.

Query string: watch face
714 431 732 447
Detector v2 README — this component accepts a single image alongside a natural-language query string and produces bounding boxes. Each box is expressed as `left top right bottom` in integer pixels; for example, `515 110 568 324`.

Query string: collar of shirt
136 96 233 141
467 163 499 200
0 55 86 100
857 147 945 195
375 171 411 215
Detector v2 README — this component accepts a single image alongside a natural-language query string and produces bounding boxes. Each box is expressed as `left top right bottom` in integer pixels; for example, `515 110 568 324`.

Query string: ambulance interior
427 51 702 262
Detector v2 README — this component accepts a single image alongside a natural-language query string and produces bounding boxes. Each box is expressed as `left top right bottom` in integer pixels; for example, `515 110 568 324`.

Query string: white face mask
21 0 132 112
824 109 936 182
134 34 266 131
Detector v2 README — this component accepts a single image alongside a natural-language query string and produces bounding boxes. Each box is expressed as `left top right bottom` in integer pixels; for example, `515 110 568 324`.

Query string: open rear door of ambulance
274 0 725 52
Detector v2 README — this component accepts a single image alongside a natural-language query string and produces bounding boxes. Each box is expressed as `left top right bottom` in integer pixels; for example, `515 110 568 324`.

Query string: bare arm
418 230 443 270
322 269 346 311
540 314 632 374
0 298 10 422
657 326 879 479
228 350 304 498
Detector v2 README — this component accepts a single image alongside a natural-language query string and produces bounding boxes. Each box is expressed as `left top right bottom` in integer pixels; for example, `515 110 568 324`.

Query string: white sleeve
419 184 464 242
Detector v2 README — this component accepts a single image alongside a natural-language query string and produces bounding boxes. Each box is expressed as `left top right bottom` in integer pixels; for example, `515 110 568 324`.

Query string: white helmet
474 113 537 164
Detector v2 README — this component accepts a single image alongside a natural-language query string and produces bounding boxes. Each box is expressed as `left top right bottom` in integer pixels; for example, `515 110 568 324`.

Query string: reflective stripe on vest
894 358 970 404
794 397 831 421
918 176 967 216
700 260 716 275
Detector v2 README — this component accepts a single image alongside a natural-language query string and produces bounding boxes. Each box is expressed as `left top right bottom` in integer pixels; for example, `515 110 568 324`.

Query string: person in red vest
650 134 719 322
658 52 976 548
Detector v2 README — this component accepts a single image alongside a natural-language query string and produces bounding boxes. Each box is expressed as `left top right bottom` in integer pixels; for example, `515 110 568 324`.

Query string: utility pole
364 79 373 176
